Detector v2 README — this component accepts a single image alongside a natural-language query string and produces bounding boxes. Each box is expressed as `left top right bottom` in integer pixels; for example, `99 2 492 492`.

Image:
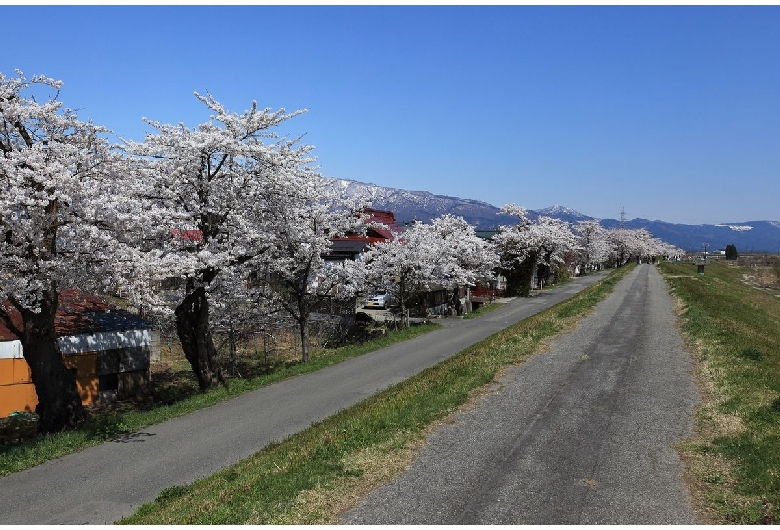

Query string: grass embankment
121 266 633 524
660 260 780 524
0 323 440 477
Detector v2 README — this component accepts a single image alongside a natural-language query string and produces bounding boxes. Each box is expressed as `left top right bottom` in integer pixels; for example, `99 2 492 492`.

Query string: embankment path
341 264 700 524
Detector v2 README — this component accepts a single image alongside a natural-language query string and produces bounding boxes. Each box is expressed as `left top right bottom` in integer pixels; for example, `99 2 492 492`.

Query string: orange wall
0 358 31 386
0 354 99 417
0 382 38 416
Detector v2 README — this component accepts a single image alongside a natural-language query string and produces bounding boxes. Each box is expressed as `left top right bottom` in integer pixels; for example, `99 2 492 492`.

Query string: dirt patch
741 270 780 292
736 256 780 294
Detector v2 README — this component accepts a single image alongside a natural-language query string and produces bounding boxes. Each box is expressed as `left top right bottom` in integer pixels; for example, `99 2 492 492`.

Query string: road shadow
111 431 157 443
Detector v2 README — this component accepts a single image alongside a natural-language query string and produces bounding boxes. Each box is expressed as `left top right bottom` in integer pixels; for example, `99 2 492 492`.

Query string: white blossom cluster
360 214 498 312
0 70 128 313
0 71 373 336
493 204 683 277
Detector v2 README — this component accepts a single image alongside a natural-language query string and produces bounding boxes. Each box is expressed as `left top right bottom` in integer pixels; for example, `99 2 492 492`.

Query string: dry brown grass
148 326 315 403
737 257 780 294
263 430 429 524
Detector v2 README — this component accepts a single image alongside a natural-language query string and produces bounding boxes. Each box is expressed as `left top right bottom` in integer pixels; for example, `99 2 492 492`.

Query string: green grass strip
462 300 504 319
121 265 634 524
660 260 780 524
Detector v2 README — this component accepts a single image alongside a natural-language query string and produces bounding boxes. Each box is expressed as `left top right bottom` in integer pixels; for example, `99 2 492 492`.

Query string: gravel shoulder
340 264 701 524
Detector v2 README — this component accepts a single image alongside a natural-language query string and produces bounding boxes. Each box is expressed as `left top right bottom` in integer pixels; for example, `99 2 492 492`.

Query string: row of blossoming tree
492 205 683 296
0 71 681 432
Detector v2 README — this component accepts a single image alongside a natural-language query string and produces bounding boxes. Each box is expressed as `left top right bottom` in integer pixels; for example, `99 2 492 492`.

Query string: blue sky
4 5 779 225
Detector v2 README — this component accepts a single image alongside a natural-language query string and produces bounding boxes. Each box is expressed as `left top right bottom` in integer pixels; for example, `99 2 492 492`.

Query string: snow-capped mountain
534 204 592 223
328 177 780 252
329 178 522 228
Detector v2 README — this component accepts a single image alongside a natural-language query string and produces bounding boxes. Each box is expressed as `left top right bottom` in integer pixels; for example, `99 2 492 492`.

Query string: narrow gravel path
341 264 700 524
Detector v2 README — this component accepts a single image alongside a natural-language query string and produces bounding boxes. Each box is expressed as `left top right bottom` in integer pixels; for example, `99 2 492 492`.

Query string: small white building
0 290 157 416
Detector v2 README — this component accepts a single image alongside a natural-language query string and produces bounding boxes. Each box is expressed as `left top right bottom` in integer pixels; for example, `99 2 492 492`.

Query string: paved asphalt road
0 271 609 524
341 264 700 524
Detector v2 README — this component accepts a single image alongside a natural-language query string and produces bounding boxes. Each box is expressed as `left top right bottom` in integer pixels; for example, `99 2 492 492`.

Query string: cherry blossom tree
607 227 647 265
491 204 536 296
361 226 430 324
253 177 368 362
493 205 579 294
0 71 123 432
123 93 313 389
660 241 684 261
204 264 284 375
604 227 681 266
529 216 578 286
574 220 611 272
638 231 682 263
362 214 495 323
422 214 497 312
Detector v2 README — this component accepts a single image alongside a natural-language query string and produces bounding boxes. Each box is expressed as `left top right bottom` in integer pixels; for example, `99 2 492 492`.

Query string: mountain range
330 178 780 253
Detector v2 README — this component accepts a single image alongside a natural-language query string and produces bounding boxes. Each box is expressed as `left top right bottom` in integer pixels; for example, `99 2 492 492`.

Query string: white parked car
364 293 391 309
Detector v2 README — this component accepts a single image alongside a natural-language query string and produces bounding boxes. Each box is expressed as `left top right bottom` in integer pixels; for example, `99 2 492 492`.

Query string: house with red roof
327 208 404 261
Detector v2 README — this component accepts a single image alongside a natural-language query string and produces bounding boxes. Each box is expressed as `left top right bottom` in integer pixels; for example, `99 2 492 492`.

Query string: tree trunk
298 317 310 363
537 263 551 287
175 286 224 390
452 287 462 316
398 277 409 329
503 251 537 297
20 288 87 434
